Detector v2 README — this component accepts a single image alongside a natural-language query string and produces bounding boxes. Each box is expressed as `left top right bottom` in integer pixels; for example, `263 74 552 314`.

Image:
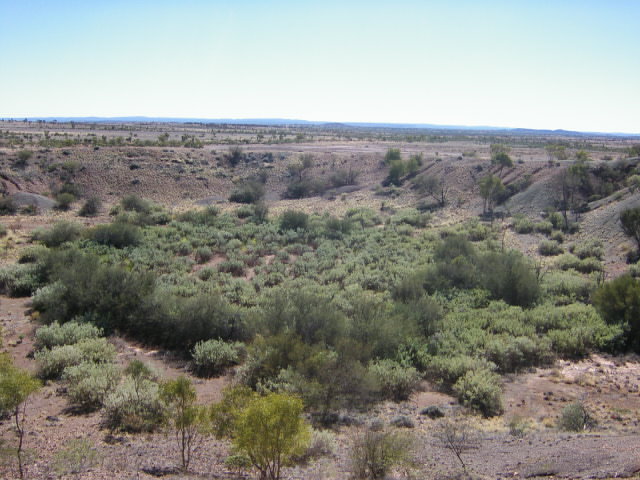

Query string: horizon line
1 115 639 137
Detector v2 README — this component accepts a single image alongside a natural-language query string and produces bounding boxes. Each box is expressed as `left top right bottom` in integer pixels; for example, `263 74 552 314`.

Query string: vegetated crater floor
2 297 640 479
2 123 640 478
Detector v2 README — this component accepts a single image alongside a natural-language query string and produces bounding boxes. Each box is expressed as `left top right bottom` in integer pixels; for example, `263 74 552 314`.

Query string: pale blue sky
1 1 638 133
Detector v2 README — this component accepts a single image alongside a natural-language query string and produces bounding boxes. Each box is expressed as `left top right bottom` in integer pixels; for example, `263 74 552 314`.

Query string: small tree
227 146 245 167
593 274 640 352
383 148 402 165
478 174 505 215
386 161 406 186
233 393 310 480
161 376 206 471
414 174 449 207
0 356 41 479
620 207 640 252
491 152 514 178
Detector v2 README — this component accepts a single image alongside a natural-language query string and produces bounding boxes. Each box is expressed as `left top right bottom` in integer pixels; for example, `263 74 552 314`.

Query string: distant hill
4 116 640 137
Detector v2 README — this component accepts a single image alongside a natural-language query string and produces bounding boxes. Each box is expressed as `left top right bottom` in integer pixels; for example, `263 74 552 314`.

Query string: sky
1 0 639 133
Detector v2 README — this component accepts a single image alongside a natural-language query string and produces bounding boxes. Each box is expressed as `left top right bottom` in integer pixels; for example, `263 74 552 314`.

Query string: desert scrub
78 196 102 217
191 339 244 377
368 359 421 401
103 376 166 432
570 239 604 260
453 368 504 417
304 429 336 459
541 271 594 303
538 240 563 256
534 221 554 235
549 230 565 243
557 402 595 431
89 222 141 248
512 215 534 234
35 344 85 380
0 263 44 297
424 355 497 387
63 362 121 410
485 335 553 373
195 246 213 264
34 321 103 350
350 428 415 480
35 338 116 380
33 221 82 247
555 253 602 273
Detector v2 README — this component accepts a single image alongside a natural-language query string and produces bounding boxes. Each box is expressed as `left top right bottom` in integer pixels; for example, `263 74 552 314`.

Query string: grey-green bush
538 240 563 256
557 402 594 431
368 359 421 401
63 362 121 410
34 321 103 351
191 339 243 377
103 377 166 432
453 368 504 417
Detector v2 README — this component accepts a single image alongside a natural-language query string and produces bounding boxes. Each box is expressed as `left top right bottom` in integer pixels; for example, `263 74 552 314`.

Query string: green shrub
570 239 604 260
55 192 75 211
557 402 594 431
513 216 534 234
593 275 640 352
546 211 564 230
78 196 102 217
425 355 496 388
34 221 82 247
542 270 594 303
218 259 245 276
549 231 565 243
195 246 213 264
89 222 141 248
177 206 219 225
224 454 252 473
453 368 503 417
478 251 540 307
63 362 121 411
534 221 554 235
538 240 563 256
229 180 265 204
0 263 43 297
383 148 402 164
192 339 243 377
35 344 85 380
120 194 151 214
0 197 17 215
329 168 359 188
103 377 166 432
34 321 103 350
75 337 116 364
280 210 309 231
485 335 553 373
368 359 421 401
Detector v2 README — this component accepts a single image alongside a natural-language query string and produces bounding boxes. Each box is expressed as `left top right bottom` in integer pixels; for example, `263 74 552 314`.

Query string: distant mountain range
3 116 639 137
